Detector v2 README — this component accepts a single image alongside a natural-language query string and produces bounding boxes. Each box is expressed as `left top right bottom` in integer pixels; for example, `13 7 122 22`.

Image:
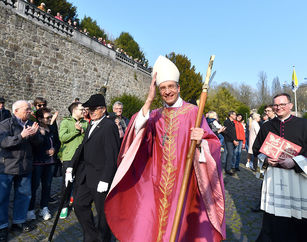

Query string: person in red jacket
232 114 246 171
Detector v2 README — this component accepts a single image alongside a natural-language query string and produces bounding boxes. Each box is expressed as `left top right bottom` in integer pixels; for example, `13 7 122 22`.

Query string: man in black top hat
65 94 120 242
0 98 11 122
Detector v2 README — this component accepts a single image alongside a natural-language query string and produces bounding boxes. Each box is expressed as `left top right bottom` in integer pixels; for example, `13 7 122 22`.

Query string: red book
259 132 302 159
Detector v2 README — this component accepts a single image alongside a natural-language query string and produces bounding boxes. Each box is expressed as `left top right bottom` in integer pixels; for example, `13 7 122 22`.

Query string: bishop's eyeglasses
159 84 178 93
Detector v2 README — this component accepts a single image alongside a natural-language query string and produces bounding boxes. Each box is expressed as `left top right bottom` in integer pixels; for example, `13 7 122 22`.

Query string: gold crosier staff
169 55 215 242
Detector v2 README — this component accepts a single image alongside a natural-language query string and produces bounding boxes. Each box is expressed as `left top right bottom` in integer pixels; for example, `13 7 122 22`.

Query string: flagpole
292 66 298 116
294 89 298 116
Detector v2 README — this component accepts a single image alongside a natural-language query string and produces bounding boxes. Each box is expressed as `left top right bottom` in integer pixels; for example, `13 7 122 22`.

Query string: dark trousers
73 179 111 242
61 161 73 208
29 164 55 210
256 212 307 242
225 141 235 172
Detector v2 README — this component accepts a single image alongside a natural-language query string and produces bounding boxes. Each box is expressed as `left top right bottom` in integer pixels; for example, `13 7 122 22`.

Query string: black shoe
49 196 58 204
0 228 8 242
235 168 240 171
11 222 36 233
225 170 234 176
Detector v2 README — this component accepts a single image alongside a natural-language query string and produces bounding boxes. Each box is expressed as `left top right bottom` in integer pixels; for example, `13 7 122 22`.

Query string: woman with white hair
206 111 226 147
247 113 261 170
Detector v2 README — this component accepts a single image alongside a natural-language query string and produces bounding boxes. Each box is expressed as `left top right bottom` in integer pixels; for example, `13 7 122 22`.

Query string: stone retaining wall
0 1 151 119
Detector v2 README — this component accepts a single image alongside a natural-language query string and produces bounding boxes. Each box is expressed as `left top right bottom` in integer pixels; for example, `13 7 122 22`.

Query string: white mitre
152 56 180 86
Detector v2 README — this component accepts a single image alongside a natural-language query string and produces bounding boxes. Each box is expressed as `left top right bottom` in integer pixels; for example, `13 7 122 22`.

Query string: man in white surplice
253 93 307 242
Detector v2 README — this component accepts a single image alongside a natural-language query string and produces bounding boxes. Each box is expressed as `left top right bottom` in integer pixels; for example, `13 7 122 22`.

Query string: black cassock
71 117 120 242
253 115 307 242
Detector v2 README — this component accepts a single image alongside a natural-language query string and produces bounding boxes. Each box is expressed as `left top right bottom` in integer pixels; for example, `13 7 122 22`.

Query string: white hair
12 100 29 113
113 101 123 108
252 113 260 120
207 111 218 119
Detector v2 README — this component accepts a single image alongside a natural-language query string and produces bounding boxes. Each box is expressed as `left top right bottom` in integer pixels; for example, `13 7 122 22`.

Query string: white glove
97 181 108 193
279 157 295 169
65 167 74 187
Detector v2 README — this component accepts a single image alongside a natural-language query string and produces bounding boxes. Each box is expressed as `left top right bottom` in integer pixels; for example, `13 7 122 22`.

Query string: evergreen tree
115 32 146 64
108 94 144 119
237 104 250 122
81 16 107 39
205 87 241 122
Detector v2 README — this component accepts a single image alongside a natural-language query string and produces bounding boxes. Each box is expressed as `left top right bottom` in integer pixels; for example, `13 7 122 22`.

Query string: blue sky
70 0 307 88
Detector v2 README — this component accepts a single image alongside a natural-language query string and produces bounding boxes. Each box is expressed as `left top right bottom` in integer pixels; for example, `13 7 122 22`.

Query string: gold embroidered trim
156 103 193 241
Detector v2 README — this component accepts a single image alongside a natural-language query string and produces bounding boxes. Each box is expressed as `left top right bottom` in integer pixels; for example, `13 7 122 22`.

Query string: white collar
91 115 105 125
163 96 183 108
278 114 291 122
88 115 105 138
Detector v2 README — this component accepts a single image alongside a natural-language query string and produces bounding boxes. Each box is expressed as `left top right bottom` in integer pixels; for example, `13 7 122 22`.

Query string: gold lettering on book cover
157 103 193 241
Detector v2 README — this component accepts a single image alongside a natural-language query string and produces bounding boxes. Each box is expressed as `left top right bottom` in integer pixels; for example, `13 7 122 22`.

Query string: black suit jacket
71 117 120 189
223 118 237 142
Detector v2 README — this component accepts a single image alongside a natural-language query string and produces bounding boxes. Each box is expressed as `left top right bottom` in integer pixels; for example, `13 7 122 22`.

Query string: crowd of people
0 96 130 241
0 56 306 242
25 1 148 68
206 108 267 175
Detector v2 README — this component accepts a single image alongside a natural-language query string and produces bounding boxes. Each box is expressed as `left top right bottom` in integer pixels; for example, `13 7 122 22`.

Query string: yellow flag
292 68 298 87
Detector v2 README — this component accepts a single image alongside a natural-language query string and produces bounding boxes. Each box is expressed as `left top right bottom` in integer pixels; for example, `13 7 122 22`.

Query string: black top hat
0 97 5 103
83 94 106 107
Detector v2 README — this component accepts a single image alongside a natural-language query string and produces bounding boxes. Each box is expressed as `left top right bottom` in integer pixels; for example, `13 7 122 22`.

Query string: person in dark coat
0 100 41 241
223 111 239 175
27 107 61 221
65 94 120 242
0 98 11 122
253 93 307 242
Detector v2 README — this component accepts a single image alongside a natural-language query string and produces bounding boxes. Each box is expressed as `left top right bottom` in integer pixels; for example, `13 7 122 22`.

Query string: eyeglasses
37 104 46 108
89 106 103 112
264 109 272 112
273 103 290 109
159 84 178 93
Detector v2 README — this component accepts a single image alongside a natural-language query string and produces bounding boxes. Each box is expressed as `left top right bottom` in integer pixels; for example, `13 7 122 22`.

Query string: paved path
8 151 263 241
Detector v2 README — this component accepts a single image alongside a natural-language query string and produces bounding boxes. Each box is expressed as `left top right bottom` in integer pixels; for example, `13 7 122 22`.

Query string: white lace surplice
261 156 307 219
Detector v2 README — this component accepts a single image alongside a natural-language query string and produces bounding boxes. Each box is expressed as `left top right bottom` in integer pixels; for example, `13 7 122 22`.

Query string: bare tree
217 82 239 98
257 71 271 105
297 83 307 112
271 76 282 96
237 83 255 107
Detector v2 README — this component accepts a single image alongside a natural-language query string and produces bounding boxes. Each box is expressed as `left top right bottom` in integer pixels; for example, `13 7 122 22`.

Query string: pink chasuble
105 102 226 242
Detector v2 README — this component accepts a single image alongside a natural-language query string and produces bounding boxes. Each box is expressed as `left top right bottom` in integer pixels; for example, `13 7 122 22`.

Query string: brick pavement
7 150 263 241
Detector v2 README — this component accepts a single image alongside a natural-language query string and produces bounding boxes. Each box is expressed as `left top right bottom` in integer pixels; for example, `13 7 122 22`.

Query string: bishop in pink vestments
105 56 226 242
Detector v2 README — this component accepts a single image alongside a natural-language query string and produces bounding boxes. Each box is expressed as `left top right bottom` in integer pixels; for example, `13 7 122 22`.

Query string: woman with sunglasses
29 97 47 122
27 107 61 221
